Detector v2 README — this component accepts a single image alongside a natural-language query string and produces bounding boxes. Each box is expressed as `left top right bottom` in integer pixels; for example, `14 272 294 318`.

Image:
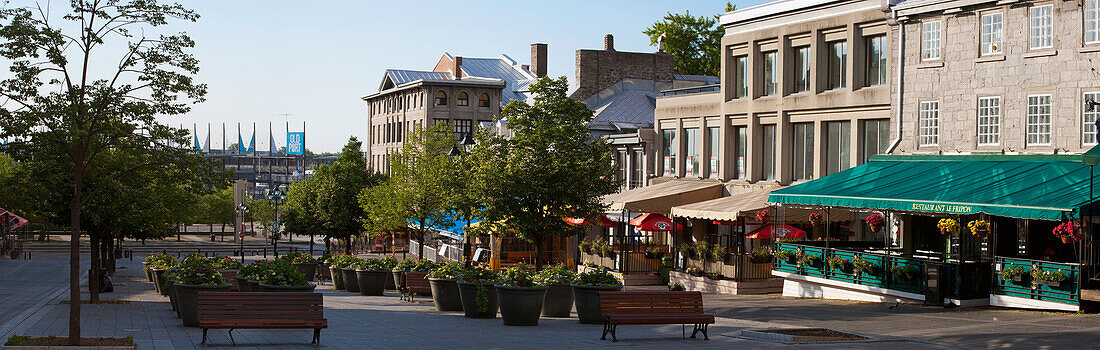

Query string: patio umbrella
563 215 617 228
628 213 683 231
746 224 807 239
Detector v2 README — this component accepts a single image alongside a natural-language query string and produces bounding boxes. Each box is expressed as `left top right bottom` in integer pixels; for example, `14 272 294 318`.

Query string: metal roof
588 89 659 131
457 56 537 104
385 69 453 86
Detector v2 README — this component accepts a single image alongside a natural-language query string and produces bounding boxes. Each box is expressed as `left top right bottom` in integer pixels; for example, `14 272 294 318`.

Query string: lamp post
268 185 287 257
449 133 476 266
236 203 248 262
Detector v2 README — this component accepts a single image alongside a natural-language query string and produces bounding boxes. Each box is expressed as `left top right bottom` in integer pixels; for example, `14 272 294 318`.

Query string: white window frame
1029 5 1054 50
919 101 940 147
1086 0 1100 45
1026 94 1053 146
921 20 942 61
980 12 1004 56
1085 92 1100 146
977 96 1001 146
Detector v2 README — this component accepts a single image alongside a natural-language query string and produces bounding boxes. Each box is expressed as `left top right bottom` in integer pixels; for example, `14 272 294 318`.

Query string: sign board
710 157 718 177
663 156 672 176
685 156 694 177
286 132 305 155
272 221 279 230
238 231 246 239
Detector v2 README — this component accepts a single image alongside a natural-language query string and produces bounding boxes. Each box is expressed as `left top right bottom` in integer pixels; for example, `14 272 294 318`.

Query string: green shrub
212 256 244 270
537 264 576 285
261 261 309 286
173 254 228 286
497 264 544 287
574 266 622 287
427 262 467 279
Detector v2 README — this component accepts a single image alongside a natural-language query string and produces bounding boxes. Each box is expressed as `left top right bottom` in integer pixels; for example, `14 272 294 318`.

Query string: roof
449 53 538 104
602 179 724 214
768 154 1100 221
385 70 453 87
672 186 856 221
588 89 658 131
1085 145 1100 165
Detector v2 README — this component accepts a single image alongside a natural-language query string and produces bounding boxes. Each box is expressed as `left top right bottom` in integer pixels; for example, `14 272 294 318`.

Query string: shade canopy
768 155 1100 221
0 208 28 230
1085 145 1100 166
602 179 723 214
671 187 855 222
563 215 617 228
628 213 683 231
746 224 807 239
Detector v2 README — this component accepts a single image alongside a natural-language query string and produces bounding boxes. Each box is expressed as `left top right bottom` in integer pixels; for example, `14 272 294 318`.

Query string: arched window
435 90 448 106
478 93 490 108
457 92 469 106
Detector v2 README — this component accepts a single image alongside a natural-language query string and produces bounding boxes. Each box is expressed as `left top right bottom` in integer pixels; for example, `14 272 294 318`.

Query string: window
478 93 490 107
791 123 814 181
762 125 776 181
980 12 1003 56
684 128 700 177
434 90 447 105
662 129 677 176
734 56 748 98
1086 92 1100 145
734 126 747 179
629 150 643 189
762 51 777 96
862 119 890 161
1029 5 1054 49
793 46 810 93
457 92 469 106
706 127 720 178
616 150 627 185
827 41 847 90
865 35 887 86
919 101 940 146
1027 95 1053 146
825 121 851 175
921 21 942 60
977 97 1001 146
1088 0 1100 44
453 119 472 141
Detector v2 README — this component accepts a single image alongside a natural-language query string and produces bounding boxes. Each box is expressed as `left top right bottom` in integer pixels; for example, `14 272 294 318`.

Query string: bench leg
610 325 618 342
601 321 609 340
227 329 236 346
201 329 207 345
312 329 321 345
690 324 700 338
702 324 709 340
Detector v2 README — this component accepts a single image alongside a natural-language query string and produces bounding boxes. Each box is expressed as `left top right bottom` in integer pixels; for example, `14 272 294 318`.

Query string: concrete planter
167 282 179 317
142 262 153 282
391 270 403 290
174 283 232 327
296 263 317 282
257 283 317 292
541 284 574 317
496 285 547 326
456 282 498 319
330 266 344 290
151 269 167 294
355 270 388 296
341 268 360 292
218 270 239 291
428 278 463 311
571 284 622 324
234 276 251 292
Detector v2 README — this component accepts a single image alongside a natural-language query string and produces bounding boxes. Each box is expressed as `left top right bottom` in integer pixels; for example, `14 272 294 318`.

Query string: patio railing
993 256 1080 306
775 243 939 296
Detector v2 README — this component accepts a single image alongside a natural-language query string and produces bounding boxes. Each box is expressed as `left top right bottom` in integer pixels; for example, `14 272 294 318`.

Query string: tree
314 137 382 249
0 2 203 344
247 197 276 237
474 77 621 270
642 2 735 76
360 122 457 258
283 172 323 247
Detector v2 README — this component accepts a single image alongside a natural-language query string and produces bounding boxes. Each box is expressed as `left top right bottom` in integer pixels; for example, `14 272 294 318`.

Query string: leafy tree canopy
642 2 735 76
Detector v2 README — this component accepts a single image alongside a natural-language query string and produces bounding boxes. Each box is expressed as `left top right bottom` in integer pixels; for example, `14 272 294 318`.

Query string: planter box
496 285 547 326
1036 280 1063 288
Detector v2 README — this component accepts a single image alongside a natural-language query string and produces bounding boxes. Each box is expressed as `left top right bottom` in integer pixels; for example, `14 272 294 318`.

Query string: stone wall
571 49 675 102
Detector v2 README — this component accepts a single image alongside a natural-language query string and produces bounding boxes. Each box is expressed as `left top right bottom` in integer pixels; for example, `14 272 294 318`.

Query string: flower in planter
1052 222 1081 243
536 265 576 286
578 239 591 253
694 241 711 257
281 252 317 265
795 252 820 267
261 261 310 286
684 267 704 277
645 246 664 258
710 247 728 261
889 265 918 281
750 247 774 263
852 258 877 275
704 272 724 280
937 218 959 235
679 242 695 258
967 220 991 237
755 209 771 223
573 266 622 287
826 256 848 272
1031 269 1068 285
457 267 500 284
239 260 274 281
999 266 1027 282
809 212 824 227
174 254 228 286
428 262 468 279
378 255 399 271
773 249 794 261
145 253 179 270
497 264 545 288
865 214 885 232
668 282 685 291
212 256 244 270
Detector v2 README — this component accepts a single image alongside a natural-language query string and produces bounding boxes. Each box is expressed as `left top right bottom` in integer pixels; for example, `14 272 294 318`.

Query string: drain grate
741 328 869 342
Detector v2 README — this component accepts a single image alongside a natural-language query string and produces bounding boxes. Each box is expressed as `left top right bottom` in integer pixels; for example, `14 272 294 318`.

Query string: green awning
1084 145 1100 165
768 154 1100 221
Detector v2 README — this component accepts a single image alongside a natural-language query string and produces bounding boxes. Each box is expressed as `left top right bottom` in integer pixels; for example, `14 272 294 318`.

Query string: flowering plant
937 218 959 234
685 267 703 277
1053 222 1081 242
174 254 228 286
536 264 576 285
212 256 244 270
826 256 848 271
497 264 545 288
574 266 622 286
852 258 876 274
865 214 884 227
967 220 991 236
809 212 824 226
755 209 770 223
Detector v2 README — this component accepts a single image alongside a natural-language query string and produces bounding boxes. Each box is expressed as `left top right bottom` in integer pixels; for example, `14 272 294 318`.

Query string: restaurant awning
602 179 723 214
670 187 856 222
747 224 807 239
1084 145 1100 165
768 154 1100 221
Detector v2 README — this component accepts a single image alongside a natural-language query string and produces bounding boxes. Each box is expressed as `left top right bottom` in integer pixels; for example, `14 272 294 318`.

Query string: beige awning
603 179 724 214
670 186 856 222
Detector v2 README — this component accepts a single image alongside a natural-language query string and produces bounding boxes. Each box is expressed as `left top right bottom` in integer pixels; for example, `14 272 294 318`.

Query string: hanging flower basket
937 218 959 235
809 212 824 227
1052 222 1081 244
968 220 991 238
755 209 771 224
865 214 884 232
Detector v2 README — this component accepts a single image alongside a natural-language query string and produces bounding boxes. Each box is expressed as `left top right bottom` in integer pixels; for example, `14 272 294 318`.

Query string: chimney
453 56 463 79
531 43 547 78
604 34 615 51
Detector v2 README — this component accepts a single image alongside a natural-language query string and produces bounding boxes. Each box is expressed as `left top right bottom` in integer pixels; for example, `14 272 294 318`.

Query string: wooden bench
197 292 327 346
598 291 714 342
400 271 431 302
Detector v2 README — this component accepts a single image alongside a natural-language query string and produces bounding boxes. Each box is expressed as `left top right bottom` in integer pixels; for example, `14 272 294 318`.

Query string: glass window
630 150 643 189
977 97 1001 146
616 150 627 185
762 125 776 181
684 128 700 177
862 119 890 161
1088 0 1100 44
825 121 851 175
980 12 1004 56
918 101 939 146
707 127 720 178
791 122 814 181
662 129 676 176
434 90 448 105
734 126 747 179
827 41 847 90
865 35 887 86
763 51 777 96
478 93 490 107
1027 95 1053 146
922 21 942 60
793 46 811 93
1029 5 1054 49
457 92 469 106
453 119 472 141
1086 92 1100 145
734 56 748 98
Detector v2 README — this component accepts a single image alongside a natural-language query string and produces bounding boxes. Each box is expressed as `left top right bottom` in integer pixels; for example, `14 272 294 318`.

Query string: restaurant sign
909 202 975 214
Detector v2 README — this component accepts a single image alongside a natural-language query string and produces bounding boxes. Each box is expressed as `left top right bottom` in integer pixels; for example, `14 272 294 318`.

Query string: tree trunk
68 174 82 345
89 232 101 303
417 229 425 258
107 237 116 275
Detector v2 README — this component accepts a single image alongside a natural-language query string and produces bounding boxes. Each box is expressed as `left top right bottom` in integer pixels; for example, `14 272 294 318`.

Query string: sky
8 0 768 153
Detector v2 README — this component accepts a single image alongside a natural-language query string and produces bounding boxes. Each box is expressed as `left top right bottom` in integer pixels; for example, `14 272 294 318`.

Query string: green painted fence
993 256 1080 306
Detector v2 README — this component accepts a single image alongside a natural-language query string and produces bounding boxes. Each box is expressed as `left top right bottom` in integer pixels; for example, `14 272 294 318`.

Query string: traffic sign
238 231 246 239
272 221 279 230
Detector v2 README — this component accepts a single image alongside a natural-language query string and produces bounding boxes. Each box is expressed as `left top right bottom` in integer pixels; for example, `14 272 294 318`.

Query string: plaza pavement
1 249 1098 349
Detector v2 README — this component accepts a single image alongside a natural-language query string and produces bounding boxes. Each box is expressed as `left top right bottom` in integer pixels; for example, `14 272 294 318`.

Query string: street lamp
268 185 288 257
236 203 249 262
449 133 477 266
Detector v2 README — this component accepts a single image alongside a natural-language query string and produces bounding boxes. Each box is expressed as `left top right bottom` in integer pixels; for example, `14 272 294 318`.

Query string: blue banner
287 132 305 155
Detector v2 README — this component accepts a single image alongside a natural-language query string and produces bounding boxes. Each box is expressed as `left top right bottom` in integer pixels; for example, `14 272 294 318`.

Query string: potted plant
826 256 848 273
427 262 467 311
774 249 795 264
852 258 877 275
644 246 664 259
258 260 316 292
1032 269 1068 287
148 254 178 294
379 256 399 290
750 247 774 263
668 282 685 291
685 267 704 277
694 241 711 260
571 266 623 324
143 253 174 283
1000 266 1027 283
755 209 770 224
937 218 958 236
679 242 696 259
392 258 417 290
339 256 364 293
212 256 244 291
598 241 615 258
890 265 918 282
456 268 500 319
710 247 728 262
968 220 991 238
536 265 576 318
354 258 390 296
796 252 820 267
284 252 318 281
236 260 270 292
161 267 181 317
327 254 349 290
704 272 724 280
496 265 548 326
809 212 824 227
865 213 885 232
173 255 231 327
578 239 592 254
1053 222 1081 244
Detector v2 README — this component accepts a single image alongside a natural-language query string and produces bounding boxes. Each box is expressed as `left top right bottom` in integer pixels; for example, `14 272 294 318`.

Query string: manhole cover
742 328 869 342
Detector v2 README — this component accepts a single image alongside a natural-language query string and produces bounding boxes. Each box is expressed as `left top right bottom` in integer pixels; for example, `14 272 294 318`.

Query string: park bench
598 291 714 342
197 292 327 346
400 271 431 302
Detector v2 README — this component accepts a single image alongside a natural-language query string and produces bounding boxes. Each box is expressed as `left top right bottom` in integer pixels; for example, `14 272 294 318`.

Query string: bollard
263 247 267 259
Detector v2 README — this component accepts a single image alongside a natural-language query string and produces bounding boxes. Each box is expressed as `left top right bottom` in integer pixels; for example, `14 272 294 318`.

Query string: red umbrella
628 213 683 231
0 208 28 230
746 224 807 239
563 215 617 228
712 220 737 226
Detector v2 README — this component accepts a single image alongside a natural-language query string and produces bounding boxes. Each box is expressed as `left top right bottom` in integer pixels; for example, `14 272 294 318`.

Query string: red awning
746 224 807 239
564 215 617 228
0 208 29 230
628 213 683 231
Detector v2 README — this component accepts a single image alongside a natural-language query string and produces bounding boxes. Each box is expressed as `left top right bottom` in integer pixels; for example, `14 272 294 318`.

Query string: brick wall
571 49 675 101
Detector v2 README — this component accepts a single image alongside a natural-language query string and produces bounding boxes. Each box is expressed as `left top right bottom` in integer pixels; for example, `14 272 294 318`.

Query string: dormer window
457 92 469 106
435 90 447 106
479 93 490 107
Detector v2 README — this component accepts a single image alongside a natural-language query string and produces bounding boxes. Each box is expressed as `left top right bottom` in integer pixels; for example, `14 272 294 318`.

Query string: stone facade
893 0 1100 154
570 37 676 102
